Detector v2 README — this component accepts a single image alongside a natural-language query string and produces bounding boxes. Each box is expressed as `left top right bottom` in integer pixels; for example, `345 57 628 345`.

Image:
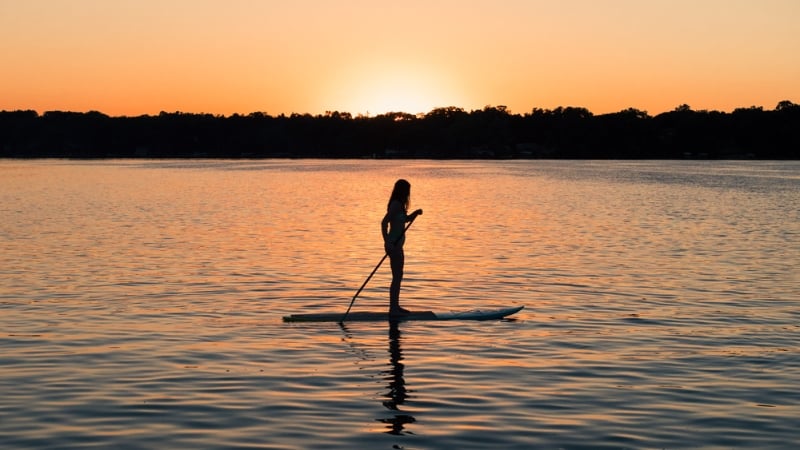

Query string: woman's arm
381 210 391 242
406 208 423 222
381 201 400 251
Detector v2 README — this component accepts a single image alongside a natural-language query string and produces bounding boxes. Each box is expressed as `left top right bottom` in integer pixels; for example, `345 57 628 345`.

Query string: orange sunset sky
1 0 798 117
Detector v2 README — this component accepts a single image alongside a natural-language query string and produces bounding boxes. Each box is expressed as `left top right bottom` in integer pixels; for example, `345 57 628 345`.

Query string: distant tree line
1 101 798 159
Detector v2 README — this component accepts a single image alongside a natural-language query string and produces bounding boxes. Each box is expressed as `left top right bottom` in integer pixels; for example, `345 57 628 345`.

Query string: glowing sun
323 61 463 116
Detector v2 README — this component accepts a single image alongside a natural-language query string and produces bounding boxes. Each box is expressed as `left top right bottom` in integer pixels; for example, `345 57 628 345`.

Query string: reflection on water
340 319 417 436
379 320 415 435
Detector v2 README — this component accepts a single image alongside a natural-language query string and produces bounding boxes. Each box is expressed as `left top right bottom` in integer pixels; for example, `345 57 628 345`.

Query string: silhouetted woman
381 179 423 316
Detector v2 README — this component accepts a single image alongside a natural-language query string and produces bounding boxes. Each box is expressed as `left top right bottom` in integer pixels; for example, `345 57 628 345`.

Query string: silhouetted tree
1 101 798 159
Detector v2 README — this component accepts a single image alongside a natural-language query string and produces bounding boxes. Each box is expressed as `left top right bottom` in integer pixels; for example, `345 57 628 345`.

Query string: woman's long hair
387 179 410 212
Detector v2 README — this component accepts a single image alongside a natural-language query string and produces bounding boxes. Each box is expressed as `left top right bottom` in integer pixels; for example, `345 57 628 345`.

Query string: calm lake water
1 159 799 449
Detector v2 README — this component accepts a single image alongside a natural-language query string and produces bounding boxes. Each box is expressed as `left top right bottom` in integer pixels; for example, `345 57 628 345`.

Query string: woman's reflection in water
378 320 416 435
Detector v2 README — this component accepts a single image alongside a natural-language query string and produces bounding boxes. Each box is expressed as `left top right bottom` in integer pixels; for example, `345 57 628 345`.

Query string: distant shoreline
2 103 798 160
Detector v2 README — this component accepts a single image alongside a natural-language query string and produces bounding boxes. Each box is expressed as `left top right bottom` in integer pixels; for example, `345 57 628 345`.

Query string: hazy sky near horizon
2 0 798 116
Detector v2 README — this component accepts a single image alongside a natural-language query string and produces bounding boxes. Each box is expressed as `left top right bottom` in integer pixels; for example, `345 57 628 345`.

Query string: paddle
340 212 421 323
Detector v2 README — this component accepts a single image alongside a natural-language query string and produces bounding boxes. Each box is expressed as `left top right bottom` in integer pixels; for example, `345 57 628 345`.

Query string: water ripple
1 160 798 449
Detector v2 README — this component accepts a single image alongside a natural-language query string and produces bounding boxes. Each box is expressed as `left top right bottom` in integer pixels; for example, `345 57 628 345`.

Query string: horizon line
3 99 798 119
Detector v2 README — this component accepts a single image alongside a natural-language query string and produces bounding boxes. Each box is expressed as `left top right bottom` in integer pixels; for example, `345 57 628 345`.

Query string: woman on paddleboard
381 179 423 316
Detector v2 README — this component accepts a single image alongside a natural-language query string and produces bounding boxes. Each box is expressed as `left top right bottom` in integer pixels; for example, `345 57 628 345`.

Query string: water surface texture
1 159 799 449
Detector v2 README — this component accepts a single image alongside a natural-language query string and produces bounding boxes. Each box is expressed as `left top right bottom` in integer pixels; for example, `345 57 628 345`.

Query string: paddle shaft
340 216 417 323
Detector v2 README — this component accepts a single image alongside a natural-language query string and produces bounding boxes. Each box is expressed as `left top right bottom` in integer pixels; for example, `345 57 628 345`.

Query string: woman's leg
389 247 406 313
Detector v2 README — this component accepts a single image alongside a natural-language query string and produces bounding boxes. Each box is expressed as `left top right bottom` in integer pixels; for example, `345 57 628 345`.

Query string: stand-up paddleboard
283 305 524 323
